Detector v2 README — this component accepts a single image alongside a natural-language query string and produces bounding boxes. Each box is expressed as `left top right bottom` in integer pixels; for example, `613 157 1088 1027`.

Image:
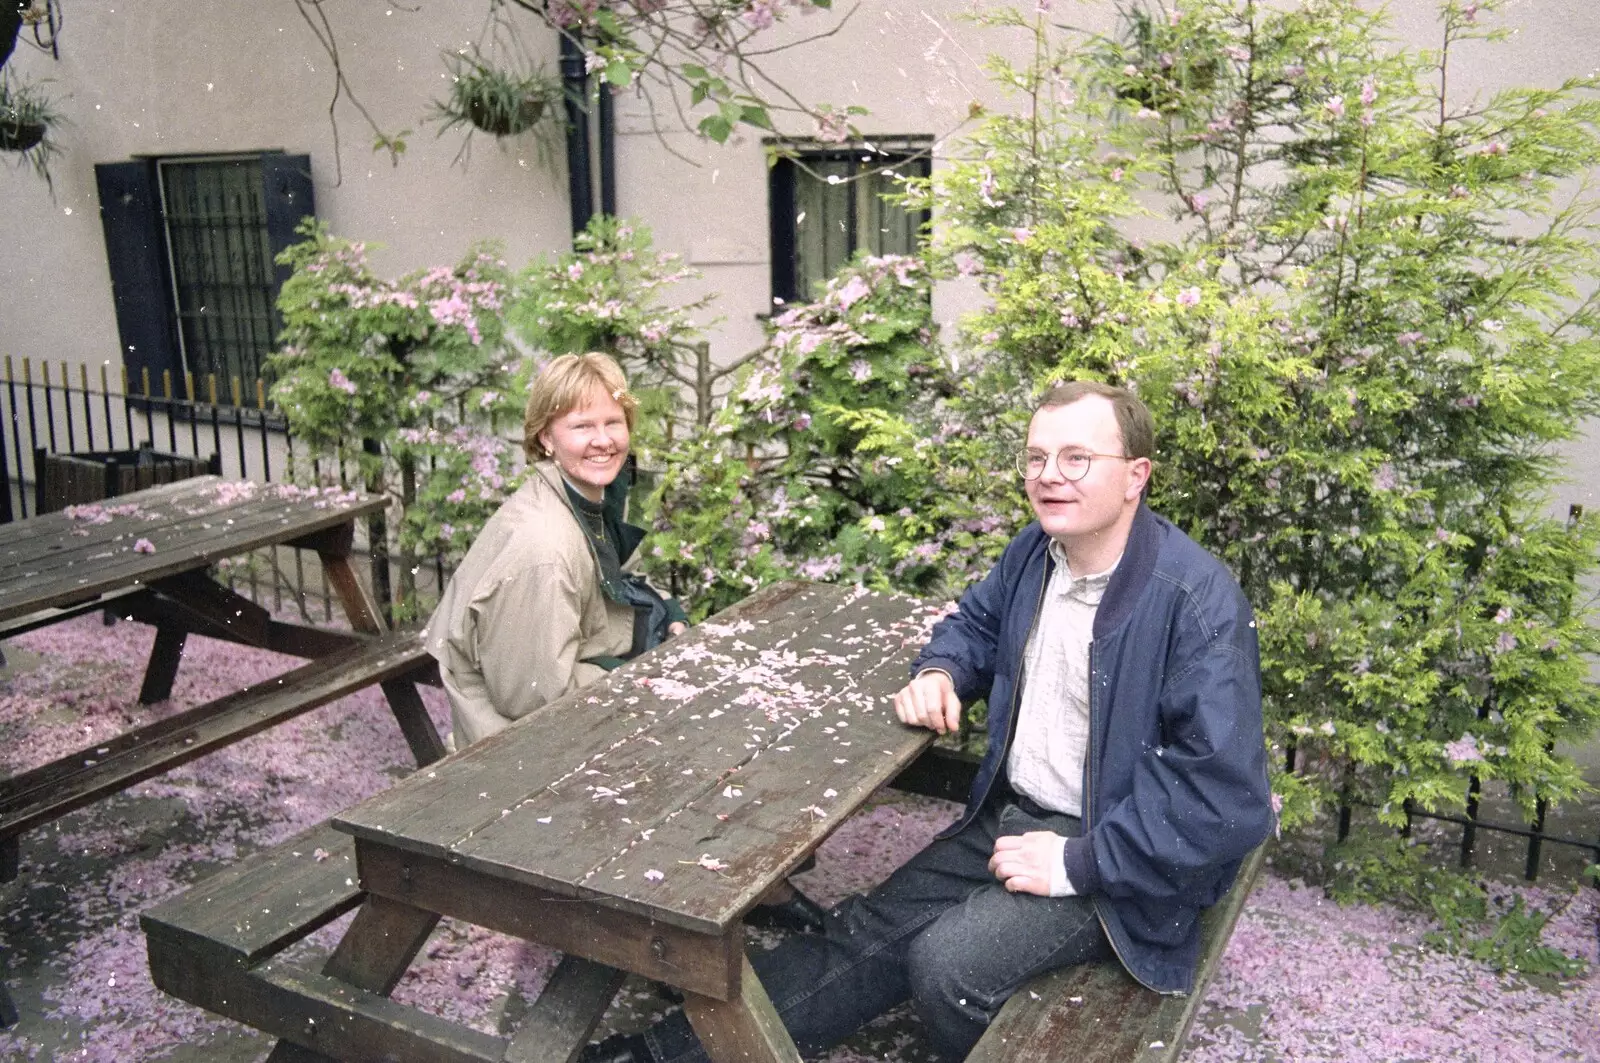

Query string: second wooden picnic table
277 580 943 1063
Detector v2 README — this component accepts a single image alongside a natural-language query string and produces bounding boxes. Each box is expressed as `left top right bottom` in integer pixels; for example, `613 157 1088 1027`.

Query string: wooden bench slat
141 823 363 965
965 843 1267 1063
146 944 508 1063
0 631 433 838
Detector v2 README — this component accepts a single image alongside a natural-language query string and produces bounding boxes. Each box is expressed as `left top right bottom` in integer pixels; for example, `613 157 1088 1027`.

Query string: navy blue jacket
912 504 1272 993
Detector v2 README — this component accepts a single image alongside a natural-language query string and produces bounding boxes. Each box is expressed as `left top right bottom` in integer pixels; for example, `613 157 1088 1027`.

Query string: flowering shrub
644 253 1021 616
901 0 1600 866
267 221 524 593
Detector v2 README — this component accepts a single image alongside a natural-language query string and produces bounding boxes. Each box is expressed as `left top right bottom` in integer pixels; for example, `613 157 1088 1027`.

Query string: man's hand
989 831 1070 896
667 621 688 637
892 670 962 735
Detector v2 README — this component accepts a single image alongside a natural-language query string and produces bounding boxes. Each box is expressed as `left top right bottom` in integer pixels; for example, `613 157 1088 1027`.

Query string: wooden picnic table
0 475 449 1027
181 580 943 1063
0 474 388 670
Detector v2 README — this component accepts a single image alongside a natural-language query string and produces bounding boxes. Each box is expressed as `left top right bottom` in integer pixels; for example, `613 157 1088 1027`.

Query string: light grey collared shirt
1006 539 1120 818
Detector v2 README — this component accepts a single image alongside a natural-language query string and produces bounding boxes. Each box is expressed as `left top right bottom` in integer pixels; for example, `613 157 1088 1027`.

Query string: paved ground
0 621 1595 1062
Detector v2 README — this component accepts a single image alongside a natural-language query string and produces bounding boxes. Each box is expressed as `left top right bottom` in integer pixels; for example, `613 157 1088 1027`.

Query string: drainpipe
598 85 617 218
559 31 594 241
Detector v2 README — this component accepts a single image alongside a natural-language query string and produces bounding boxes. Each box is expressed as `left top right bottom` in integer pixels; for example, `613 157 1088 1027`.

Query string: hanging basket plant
433 52 562 139
0 73 61 185
0 115 44 151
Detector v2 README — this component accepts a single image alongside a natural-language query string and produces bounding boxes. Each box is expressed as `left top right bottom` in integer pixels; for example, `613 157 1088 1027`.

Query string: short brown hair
1035 380 1155 459
523 353 638 461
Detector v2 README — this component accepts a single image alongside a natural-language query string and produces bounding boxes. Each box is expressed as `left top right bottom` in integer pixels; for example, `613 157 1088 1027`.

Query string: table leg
321 553 386 636
682 955 802 1063
262 895 439 1063
137 626 188 704
379 677 447 767
504 955 627 1063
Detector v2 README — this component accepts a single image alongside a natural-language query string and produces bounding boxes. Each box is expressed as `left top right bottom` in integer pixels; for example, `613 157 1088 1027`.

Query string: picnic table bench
143 577 1266 1063
967 842 1266 1063
0 477 447 1028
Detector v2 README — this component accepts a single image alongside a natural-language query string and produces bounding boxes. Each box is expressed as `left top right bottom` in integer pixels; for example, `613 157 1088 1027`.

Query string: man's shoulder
1146 511 1250 612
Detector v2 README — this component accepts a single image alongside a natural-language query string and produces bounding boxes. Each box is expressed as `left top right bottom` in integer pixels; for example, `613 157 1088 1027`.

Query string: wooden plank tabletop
0 477 386 623
336 581 948 936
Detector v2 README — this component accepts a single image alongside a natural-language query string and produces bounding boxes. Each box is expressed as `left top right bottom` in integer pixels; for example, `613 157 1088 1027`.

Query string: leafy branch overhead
291 0 862 174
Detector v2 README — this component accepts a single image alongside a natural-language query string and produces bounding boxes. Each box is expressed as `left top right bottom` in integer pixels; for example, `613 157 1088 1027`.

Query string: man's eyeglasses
1014 448 1133 482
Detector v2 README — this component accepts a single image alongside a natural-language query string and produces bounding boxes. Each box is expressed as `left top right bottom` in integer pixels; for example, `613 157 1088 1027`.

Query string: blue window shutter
261 153 314 294
94 159 180 381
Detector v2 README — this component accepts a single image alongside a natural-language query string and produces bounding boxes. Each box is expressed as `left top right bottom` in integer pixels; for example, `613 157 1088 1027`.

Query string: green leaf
691 83 710 107
741 105 775 131
699 114 734 143
681 63 709 82
605 60 633 88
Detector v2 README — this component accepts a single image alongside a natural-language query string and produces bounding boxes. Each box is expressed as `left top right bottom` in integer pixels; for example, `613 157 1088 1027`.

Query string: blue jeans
643 794 1112 1062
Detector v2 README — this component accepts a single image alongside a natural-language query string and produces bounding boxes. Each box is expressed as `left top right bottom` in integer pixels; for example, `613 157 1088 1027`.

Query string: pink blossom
743 0 777 30
978 168 1000 207
834 275 872 310
815 111 849 144
328 368 358 396
1176 286 1202 307
1325 96 1346 119
1011 227 1033 244
1482 140 1508 156
132 538 155 554
446 489 467 504
1444 733 1484 763
848 359 873 382
1360 77 1378 108
953 251 982 276
797 553 843 580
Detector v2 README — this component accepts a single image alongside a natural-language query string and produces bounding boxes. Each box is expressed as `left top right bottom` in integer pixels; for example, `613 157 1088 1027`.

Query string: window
769 138 931 306
95 152 314 402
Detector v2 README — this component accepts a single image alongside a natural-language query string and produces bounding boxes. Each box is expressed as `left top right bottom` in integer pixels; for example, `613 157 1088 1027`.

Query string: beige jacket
424 461 635 749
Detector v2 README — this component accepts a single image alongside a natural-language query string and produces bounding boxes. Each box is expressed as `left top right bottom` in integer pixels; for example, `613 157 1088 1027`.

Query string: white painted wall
0 0 1596 511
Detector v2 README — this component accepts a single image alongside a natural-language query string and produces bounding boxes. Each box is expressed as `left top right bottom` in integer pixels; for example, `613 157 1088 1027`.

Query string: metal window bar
158 157 278 389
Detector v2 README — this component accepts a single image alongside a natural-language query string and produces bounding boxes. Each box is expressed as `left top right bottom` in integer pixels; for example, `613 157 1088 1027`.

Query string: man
584 381 1273 1063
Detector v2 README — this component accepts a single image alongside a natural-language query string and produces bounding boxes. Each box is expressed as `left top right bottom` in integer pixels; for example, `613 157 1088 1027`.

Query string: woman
425 352 824 934
426 352 685 748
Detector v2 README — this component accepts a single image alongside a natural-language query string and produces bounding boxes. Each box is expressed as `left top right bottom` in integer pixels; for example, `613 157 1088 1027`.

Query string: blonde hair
523 353 638 461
